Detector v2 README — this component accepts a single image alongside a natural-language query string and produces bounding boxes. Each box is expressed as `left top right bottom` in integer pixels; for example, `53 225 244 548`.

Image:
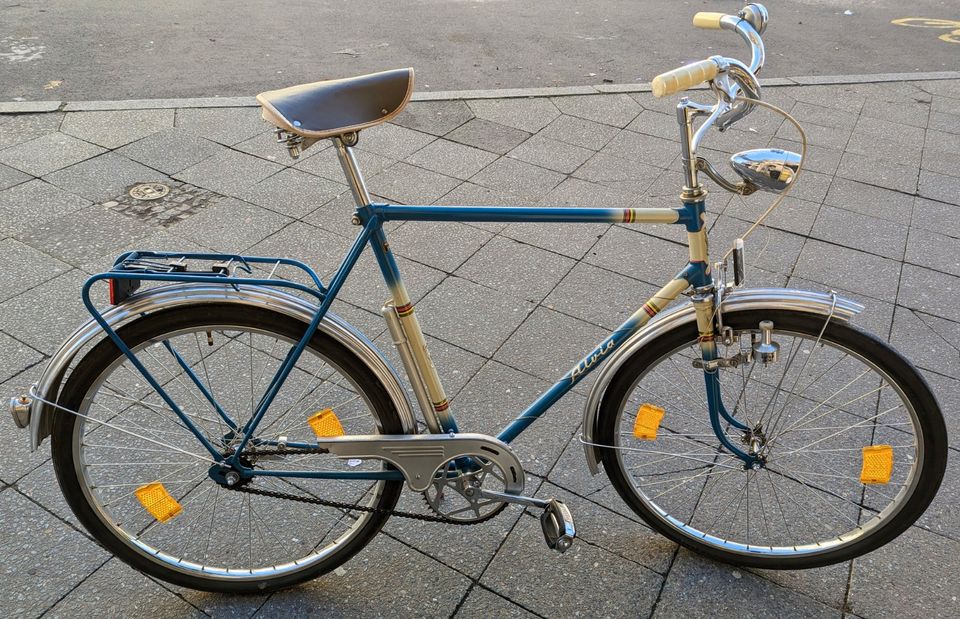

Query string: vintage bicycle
9 4 947 593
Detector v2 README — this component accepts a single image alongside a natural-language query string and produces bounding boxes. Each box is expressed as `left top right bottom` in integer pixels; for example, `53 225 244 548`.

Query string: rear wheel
597 309 947 568
51 303 404 593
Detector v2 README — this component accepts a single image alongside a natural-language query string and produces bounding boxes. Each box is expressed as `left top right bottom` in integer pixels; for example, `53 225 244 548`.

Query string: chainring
422 455 510 523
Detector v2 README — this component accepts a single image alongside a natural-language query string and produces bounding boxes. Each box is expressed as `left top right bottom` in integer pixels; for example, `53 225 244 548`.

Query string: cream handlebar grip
651 59 719 99
692 12 726 29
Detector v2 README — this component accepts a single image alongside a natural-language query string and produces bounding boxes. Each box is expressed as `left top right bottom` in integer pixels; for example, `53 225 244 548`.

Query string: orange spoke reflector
860 445 894 484
134 482 183 523
633 403 665 440
308 408 345 438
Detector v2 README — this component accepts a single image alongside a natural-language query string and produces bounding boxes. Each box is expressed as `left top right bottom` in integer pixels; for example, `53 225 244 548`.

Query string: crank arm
316 433 524 493
477 488 550 509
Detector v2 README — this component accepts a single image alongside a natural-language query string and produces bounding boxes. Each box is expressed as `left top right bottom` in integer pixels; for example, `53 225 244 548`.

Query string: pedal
540 498 575 553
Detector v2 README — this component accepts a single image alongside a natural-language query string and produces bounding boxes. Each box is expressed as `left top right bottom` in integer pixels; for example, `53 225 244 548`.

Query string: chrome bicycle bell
730 148 801 194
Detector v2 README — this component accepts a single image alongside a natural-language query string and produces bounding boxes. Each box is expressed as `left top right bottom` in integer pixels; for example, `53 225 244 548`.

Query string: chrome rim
613 325 923 558
69 323 392 581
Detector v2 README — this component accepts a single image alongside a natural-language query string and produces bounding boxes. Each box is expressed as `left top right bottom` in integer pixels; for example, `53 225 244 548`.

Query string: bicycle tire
51 303 404 593
596 308 947 569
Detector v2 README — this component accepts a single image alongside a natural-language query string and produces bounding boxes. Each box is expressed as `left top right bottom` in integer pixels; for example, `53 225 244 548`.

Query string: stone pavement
1 77 959 618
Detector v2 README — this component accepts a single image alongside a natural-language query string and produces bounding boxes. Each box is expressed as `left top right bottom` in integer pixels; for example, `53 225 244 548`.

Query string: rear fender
27 283 415 450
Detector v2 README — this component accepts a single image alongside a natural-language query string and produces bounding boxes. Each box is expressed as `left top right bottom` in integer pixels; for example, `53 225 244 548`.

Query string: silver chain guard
316 433 525 493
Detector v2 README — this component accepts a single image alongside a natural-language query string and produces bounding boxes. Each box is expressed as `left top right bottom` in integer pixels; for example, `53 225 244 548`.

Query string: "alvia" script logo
570 340 615 383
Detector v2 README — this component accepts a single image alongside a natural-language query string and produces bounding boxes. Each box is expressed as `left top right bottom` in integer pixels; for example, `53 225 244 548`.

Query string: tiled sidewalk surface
1 79 959 618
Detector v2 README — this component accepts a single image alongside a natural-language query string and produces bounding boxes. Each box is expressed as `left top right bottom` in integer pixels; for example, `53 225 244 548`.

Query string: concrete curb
3 70 959 114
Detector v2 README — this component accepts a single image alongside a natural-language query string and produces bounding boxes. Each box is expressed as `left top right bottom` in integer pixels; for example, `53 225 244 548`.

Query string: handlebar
651 4 767 99
651 59 719 99
692 12 725 30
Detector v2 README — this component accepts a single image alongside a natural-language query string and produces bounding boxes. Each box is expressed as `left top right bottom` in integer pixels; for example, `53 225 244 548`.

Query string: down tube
497 269 693 444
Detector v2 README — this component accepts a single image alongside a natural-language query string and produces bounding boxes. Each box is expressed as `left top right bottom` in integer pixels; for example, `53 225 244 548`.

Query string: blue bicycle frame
82 138 758 488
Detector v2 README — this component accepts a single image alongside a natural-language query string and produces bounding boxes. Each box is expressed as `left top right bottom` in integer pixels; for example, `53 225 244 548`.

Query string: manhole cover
129 182 170 201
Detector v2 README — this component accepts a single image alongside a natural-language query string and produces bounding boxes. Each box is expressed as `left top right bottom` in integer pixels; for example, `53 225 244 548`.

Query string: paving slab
481 514 663 618
824 177 915 223
254 534 471 618
116 127 224 175
573 151 662 196
16 204 154 265
0 268 100 356
382 477 537 580
653 551 838 619
541 113 621 150
455 235 574 303
467 98 560 134
847 526 960 619
296 146 395 183
0 179 91 237
392 100 475 137
174 149 284 195
0 132 105 177
889 306 960 379
445 118 532 155
452 361 582 476
0 488 110 619
794 239 902 302
454 586 537 618
0 237 71 303
60 109 174 149
0 162 31 192
368 161 461 205
405 138 498 180
507 134 594 174
355 122 436 160
919 170 960 207
917 447 960 540
898 264 960 323
46 558 202 619
0 331 42 385
415 276 532 357
494 307 608 386
233 127 329 166
811 204 909 260
551 93 642 128
373 330 486 401
174 107 271 146
235 167 346 219
545 262 660 331
389 220 493 273
43 151 171 202
0 112 63 150
338 250 446 313
469 156 565 202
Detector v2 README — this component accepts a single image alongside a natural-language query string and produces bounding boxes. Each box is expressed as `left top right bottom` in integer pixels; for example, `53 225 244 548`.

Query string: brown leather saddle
257 68 414 139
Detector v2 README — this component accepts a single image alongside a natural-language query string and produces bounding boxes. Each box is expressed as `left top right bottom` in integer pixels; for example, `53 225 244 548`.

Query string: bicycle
9 4 947 594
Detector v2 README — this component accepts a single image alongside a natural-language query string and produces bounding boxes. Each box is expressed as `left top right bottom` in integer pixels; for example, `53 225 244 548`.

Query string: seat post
333 134 372 207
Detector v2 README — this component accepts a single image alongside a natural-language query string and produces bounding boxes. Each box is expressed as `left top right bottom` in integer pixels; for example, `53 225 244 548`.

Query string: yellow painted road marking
891 18 960 44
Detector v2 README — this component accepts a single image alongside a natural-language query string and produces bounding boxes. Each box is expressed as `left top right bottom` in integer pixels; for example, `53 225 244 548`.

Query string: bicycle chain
221 446 499 525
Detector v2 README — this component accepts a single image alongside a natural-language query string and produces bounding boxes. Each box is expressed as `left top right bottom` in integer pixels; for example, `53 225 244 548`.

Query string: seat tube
332 136 456 433
369 228 457 433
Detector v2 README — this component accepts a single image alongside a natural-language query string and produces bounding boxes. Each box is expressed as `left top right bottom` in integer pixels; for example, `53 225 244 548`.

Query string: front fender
580 288 865 475
27 283 416 450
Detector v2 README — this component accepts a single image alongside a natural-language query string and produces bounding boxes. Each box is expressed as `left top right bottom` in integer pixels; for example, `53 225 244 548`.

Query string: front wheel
51 303 405 593
596 308 947 569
